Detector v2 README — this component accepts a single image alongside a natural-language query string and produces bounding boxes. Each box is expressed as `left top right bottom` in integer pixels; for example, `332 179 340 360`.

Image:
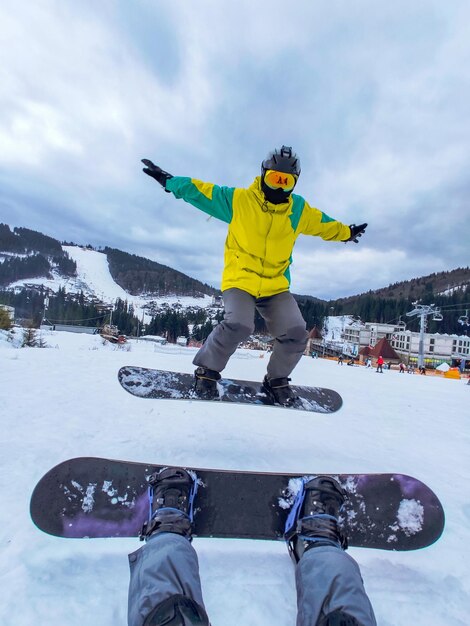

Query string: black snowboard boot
262 375 299 407
144 594 210 626
321 610 360 626
194 366 221 399
140 467 198 541
285 475 347 563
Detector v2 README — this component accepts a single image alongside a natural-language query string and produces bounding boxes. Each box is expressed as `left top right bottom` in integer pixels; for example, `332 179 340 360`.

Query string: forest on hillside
0 224 77 287
326 268 469 335
344 267 470 300
0 223 64 255
104 247 217 298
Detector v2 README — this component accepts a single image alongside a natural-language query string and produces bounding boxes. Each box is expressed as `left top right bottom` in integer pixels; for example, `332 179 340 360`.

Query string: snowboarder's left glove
345 223 367 243
142 159 173 192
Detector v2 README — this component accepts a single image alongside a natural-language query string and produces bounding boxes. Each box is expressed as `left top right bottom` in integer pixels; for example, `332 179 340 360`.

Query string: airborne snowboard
30 457 444 551
118 366 343 414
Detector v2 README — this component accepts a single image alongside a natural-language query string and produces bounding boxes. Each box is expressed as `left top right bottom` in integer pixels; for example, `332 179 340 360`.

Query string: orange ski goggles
263 169 297 191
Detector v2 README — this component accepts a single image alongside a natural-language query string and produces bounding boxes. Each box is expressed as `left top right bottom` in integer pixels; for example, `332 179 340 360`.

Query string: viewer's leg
295 546 376 626
285 476 376 626
128 533 208 626
128 468 209 626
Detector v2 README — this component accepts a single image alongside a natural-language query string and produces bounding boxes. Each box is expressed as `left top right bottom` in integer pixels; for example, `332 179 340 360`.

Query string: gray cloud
1 0 469 299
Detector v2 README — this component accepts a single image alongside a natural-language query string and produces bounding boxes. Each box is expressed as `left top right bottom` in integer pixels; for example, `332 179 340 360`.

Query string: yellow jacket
166 176 351 298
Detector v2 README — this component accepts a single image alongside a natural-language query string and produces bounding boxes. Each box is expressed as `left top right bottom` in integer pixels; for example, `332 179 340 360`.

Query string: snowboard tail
117 367 343 414
30 457 445 551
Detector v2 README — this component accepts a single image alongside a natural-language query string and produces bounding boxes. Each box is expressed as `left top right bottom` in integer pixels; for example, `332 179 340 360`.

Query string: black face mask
261 178 293 204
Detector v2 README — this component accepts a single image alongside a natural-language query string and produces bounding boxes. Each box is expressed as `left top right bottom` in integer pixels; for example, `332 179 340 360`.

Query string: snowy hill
6 245 213 322
2 224 468 337
0 330 468 625
63 246 213 317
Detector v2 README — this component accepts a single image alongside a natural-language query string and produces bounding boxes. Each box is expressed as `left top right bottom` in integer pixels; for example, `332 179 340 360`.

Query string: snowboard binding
284 475 348 563
262 376 301 407
194 367 221 400
140 467 198 541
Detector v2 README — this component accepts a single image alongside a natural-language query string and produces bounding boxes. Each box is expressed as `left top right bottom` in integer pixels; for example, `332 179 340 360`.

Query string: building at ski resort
342 320 470 368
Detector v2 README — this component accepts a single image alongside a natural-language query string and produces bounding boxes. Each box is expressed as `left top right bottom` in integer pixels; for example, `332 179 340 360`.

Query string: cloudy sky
1 0 469 299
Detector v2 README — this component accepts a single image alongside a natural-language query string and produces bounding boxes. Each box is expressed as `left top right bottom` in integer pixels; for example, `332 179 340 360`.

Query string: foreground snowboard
118 366 343 414
30 457 444 550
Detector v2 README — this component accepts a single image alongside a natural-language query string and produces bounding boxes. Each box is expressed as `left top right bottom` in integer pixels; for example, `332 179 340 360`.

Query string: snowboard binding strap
284 476 347 561
140 468 199 541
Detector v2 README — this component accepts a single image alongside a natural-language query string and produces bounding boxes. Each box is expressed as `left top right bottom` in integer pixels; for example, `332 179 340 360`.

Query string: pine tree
0 307 12 330
22 326 38 347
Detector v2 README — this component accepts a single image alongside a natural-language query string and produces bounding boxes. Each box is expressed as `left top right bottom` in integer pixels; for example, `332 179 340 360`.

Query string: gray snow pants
295 546 377 626
128 535 377 626
128 534 207 626
193 288 308 379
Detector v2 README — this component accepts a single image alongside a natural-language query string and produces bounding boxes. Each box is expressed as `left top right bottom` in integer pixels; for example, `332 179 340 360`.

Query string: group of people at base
337 355 356 366
399 363 426 374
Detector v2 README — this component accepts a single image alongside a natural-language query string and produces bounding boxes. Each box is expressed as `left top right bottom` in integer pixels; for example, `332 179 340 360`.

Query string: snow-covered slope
0 331 468 625
64 246 212 314
7 245 213 319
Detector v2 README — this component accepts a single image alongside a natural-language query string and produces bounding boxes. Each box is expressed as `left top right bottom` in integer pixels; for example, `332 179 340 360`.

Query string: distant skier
127 467 377 626
338 355 344 365
142 147 367 406
399 363 405 373
376 356 384 373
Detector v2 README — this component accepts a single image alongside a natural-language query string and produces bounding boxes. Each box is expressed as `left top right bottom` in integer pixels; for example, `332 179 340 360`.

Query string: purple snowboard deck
30 457 444 550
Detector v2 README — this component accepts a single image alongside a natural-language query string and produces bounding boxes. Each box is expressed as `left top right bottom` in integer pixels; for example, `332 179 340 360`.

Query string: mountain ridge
2 222 468 304
1 223 469 336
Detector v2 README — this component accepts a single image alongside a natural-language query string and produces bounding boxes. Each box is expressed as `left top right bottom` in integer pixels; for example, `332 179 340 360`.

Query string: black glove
345 223 367 243
141 159 173 192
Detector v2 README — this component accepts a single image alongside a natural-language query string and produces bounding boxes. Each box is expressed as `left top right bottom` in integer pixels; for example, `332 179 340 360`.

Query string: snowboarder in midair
142 146 367 406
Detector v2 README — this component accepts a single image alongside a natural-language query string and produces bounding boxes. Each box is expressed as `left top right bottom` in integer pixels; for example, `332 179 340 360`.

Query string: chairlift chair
458 310 469 326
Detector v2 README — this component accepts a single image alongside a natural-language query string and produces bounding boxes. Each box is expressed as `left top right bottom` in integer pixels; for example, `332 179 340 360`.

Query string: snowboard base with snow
117 366 343 413
30 457 444 550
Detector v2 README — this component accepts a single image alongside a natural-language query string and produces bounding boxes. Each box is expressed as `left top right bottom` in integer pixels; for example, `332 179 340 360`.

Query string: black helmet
261 145 301 178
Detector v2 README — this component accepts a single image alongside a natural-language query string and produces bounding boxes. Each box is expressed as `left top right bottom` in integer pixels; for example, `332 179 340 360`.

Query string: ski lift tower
406 302 442 368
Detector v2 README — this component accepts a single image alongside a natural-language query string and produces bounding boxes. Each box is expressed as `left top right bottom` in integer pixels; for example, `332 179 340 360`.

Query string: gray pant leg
193 288 255 372
295 546 377 626
128 534 206 626
256 291 308 379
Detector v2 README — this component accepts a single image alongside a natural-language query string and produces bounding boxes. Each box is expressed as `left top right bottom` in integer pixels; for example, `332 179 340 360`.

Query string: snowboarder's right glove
344 223 368 243
141 159 173 192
